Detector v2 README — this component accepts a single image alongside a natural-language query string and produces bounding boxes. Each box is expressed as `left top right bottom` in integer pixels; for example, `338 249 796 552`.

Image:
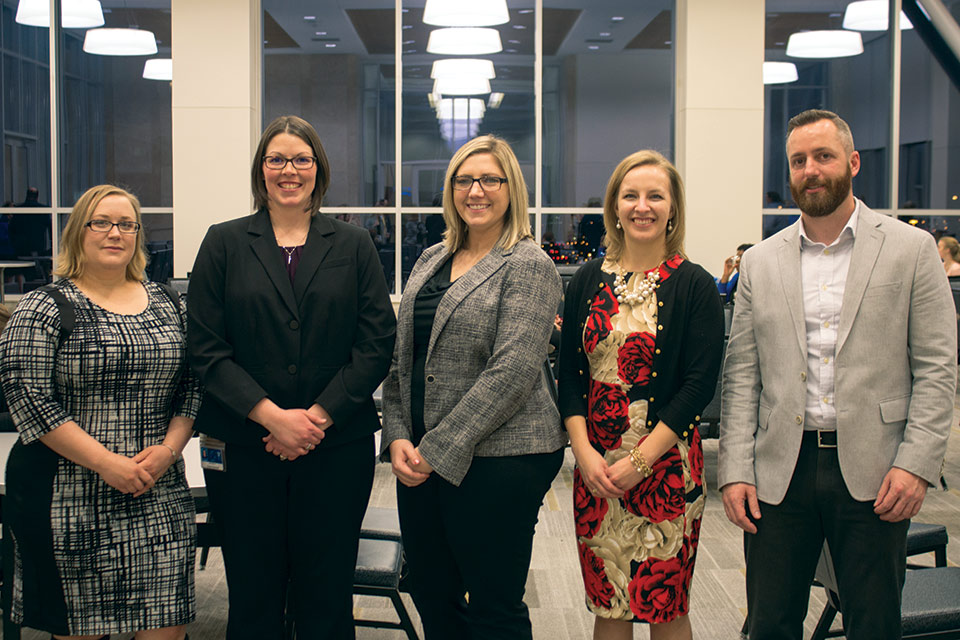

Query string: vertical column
171 0 261 277
675 0 764 275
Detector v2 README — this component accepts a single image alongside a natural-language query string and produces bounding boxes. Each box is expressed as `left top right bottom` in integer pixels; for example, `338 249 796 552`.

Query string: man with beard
718 109 956 640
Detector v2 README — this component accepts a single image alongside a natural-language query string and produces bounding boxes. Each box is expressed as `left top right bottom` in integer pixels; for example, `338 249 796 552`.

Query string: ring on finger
306 443 315 451
279 454 287 461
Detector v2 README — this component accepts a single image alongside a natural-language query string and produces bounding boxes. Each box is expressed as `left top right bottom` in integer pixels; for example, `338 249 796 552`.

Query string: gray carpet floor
9 401 960 639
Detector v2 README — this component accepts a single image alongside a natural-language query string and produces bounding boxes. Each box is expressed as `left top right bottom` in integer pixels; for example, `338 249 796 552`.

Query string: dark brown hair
251 115 331 213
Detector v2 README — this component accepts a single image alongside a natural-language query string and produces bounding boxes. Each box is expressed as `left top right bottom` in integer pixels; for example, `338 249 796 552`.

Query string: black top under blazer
380 239 567 486
187 209 396 447
558 257 724 441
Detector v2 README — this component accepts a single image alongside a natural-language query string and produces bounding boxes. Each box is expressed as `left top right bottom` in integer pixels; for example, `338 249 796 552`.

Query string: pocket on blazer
879 394 911 423
757 403 772 430
862 282 902 298
316 257 352 271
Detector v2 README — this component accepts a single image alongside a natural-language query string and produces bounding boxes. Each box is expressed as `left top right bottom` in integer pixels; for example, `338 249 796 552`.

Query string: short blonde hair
941 236 960 261
602 150 686 263
441 135 532 252
54 185 147 281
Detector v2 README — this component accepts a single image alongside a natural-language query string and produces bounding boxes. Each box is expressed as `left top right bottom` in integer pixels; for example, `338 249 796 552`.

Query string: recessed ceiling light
508 39 520 44
664 40 672 45
325 43 337 48
512 25 526 29
405 49 416 53
611 16 624 21
599 32 611 37
316 31 327 36
505 48 517 53
588 45 599 50
403 40 415 44
434 77 491 95
303 15 316 20
519 9 533 14
403 24 413 29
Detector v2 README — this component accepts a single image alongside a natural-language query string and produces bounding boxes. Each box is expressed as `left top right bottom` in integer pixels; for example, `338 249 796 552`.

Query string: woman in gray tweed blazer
380 135 567 639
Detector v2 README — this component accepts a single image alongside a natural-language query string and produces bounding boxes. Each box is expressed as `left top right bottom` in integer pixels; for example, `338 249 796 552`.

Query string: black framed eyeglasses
452 175 508 191
85 220 141 234
263 155 317 171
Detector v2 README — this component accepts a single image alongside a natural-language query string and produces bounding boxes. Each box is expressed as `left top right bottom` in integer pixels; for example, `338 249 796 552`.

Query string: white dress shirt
798 200 861 430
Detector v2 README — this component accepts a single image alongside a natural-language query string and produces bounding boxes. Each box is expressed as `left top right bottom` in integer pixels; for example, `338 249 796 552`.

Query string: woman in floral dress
559 150 724 640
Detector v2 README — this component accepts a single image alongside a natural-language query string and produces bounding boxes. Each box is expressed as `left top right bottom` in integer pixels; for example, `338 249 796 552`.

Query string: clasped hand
575 446 653 498
263 405 329 461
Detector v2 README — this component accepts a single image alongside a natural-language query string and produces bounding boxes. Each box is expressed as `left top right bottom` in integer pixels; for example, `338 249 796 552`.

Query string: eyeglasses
263 155 317 171
452 175 508 191
85 219 141 234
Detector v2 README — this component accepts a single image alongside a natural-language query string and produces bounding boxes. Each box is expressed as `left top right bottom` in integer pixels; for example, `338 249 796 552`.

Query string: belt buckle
817 431 837 448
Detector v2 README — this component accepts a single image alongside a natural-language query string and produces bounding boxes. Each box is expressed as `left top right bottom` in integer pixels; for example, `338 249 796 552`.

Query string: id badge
199 434 226 472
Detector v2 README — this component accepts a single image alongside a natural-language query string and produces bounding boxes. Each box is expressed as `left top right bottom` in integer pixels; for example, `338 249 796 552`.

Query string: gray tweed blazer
380 238 567 486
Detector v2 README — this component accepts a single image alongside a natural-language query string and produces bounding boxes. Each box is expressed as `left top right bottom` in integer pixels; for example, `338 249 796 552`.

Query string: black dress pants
745 431 909 640
204 435 375 640
396 449 563 640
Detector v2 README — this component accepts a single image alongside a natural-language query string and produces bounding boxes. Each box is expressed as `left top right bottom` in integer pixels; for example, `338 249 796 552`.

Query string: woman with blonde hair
0 184 201 639
938 235 960 276
559 151 724 640
381 135 566 639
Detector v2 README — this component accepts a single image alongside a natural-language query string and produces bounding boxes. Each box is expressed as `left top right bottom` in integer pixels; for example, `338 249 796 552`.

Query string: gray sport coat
719 203 956 503
380 238 567 486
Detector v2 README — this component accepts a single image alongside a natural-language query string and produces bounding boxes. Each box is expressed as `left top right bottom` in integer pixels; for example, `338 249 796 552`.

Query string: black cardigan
557 257 724 440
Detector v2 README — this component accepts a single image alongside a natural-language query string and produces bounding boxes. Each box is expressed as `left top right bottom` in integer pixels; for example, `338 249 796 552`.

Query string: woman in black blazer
187 115 396 639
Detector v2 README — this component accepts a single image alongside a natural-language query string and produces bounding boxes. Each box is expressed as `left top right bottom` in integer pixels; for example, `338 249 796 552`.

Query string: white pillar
676 0 765 277
171 0 260 277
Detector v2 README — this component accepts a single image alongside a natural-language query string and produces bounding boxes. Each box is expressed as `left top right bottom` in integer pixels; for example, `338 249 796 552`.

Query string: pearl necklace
613 264 661 305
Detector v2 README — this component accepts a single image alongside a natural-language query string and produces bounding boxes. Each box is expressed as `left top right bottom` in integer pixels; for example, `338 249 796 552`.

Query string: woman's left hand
605 455 645 493
132 445 177 485
411 447 434 475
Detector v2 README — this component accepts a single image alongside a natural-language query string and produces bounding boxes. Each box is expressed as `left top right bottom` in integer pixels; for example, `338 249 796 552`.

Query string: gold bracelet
160 443 178 460
629 447 653 478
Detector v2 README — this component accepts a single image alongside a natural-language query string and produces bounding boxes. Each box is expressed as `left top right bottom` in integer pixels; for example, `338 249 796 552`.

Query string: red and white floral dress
573 255 704 624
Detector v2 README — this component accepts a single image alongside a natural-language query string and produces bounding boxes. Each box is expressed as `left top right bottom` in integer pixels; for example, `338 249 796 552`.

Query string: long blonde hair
54 185 147 281
602 150 686 263
441 135 532 252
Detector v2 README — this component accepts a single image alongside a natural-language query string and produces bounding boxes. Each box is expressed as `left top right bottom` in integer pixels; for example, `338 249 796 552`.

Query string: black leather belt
804 430 837 448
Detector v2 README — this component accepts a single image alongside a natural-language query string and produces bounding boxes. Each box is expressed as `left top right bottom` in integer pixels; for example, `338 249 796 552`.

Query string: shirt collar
799 198 860 249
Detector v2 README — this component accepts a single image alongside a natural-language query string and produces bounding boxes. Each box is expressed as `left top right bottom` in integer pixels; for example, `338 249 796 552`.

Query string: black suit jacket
187 209 396 447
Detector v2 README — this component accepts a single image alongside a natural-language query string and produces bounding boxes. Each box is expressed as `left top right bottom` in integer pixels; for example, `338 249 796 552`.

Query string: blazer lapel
777 225 807 359
428 246 508 357
248 209 299 319
837 207 884 354
292 214 334 305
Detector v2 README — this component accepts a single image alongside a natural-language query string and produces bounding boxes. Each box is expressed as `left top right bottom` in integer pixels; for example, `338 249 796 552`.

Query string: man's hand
874 467 928 522
721 482 761 533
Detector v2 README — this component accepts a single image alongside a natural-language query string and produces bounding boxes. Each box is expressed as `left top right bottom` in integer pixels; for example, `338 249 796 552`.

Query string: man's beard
790 164 852 218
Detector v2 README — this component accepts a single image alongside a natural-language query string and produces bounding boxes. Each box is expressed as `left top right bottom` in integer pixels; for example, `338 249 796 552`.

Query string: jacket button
795 415 803 425
579 370 584 375
651 372 657 378
657 324 663 330
288 364 297 374
582 394 587 399
426 375 436 383
800 372 807 381
647 420 653 426
658 301 663 307
695 415 700 421
649 397 654 402
683 431 689 437
289 320 300 330
655 348 661 354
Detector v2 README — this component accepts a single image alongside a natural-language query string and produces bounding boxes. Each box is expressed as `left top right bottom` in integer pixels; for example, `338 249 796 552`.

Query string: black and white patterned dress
0 279 202 635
